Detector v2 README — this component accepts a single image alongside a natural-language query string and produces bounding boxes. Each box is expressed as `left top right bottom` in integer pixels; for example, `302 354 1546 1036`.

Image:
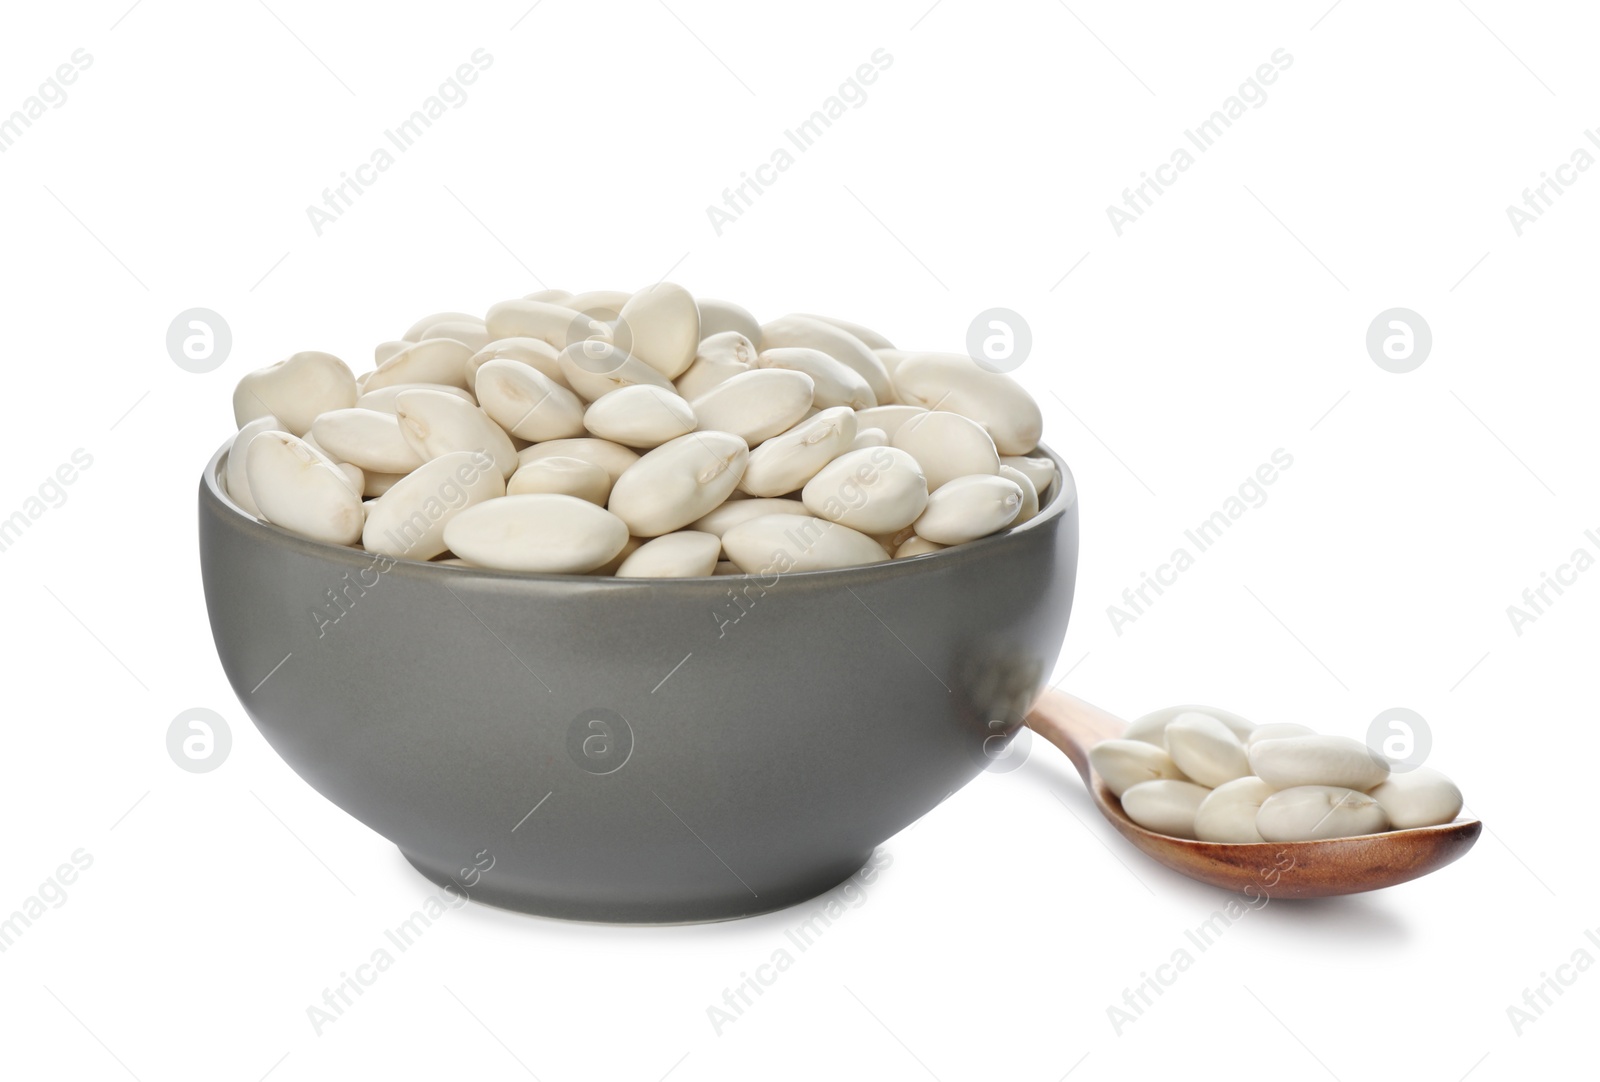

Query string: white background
1 1 1595 1079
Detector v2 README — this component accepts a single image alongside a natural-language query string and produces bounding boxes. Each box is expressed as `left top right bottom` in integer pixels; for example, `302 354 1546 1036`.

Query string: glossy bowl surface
199 442 1079 922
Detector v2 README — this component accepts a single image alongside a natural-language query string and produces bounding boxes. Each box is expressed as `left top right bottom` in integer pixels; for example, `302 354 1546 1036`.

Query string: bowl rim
200 438 1077 585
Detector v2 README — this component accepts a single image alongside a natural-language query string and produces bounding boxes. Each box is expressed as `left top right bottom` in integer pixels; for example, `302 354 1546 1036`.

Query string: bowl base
399 847 879 926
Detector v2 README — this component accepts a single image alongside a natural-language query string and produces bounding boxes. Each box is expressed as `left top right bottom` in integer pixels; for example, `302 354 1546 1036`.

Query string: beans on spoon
1027 690 1480 898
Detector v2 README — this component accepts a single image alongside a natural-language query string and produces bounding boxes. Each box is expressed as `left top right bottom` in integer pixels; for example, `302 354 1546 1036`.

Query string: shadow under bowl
198 442 1079 923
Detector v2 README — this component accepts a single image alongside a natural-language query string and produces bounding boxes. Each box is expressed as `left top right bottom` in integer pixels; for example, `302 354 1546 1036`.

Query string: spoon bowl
1027 690 1480 898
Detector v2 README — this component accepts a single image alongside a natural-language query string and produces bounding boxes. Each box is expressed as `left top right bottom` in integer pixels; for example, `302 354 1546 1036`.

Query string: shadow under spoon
1026 690 1482 898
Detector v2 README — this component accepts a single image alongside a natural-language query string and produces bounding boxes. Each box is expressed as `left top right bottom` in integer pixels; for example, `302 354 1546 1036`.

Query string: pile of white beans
1090 707 1464 843
223 284 1056 576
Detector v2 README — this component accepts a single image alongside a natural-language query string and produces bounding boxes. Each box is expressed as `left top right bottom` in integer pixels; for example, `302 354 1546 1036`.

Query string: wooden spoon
1026 689 1481 898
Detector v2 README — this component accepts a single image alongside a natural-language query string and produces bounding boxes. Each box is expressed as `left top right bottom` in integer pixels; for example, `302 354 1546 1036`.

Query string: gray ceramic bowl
199 442 1079 923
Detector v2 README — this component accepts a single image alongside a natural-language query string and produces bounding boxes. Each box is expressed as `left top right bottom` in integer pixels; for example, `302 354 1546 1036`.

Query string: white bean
1193 777 1276 843
357 383 475 413
365 338 476 392
759 314 892 404
221 282 1064 577
793 312 894 350
1000 453 1055 496
802 447 929 534
874 348 910 376
583 384 697 448
364 470 406 498
740 407 857 497
506 456 612 505
998 465 1039 526
1368 767 1463 829
394 389 519 478
1120 780 1210 840
616 531 722 578
855 405 926 441
362 450 505 560
233 352 356 436
894 536 945 558
225 414 282 517
757 347 875 410
442 494 629 574
1249 735 1390 792
296 420 333 469
298 428 340 467
690 369 815 445
559 290 630 319
851 427 888 451
311 408 426 474
484 299 601 351
874 525 916 555
689 498 810 537
421 320 490 351
891 352 1043 455
913 475 1022 545
1125 706 1256 747
517 438 639 483
891 411 1000 490
1256 786 1390 842
589 535 644 577
722 514 889 574
617 282 699 379
1163 712 1252 787
607 431 749 537
403 311 480 342
334 462 365 494
245 431 365 545
558 340 676 402
1245 722 1317 747
696 298 762 347
465 337 568 391
474 359 587 442
1089 739 1187 798
675 331 756 400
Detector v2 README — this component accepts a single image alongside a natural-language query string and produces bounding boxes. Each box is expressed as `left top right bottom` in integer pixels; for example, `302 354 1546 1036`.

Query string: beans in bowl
225 284 1056 576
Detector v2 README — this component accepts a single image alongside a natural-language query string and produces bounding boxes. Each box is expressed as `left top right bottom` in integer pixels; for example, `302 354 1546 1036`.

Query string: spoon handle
1025 690 1127 785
